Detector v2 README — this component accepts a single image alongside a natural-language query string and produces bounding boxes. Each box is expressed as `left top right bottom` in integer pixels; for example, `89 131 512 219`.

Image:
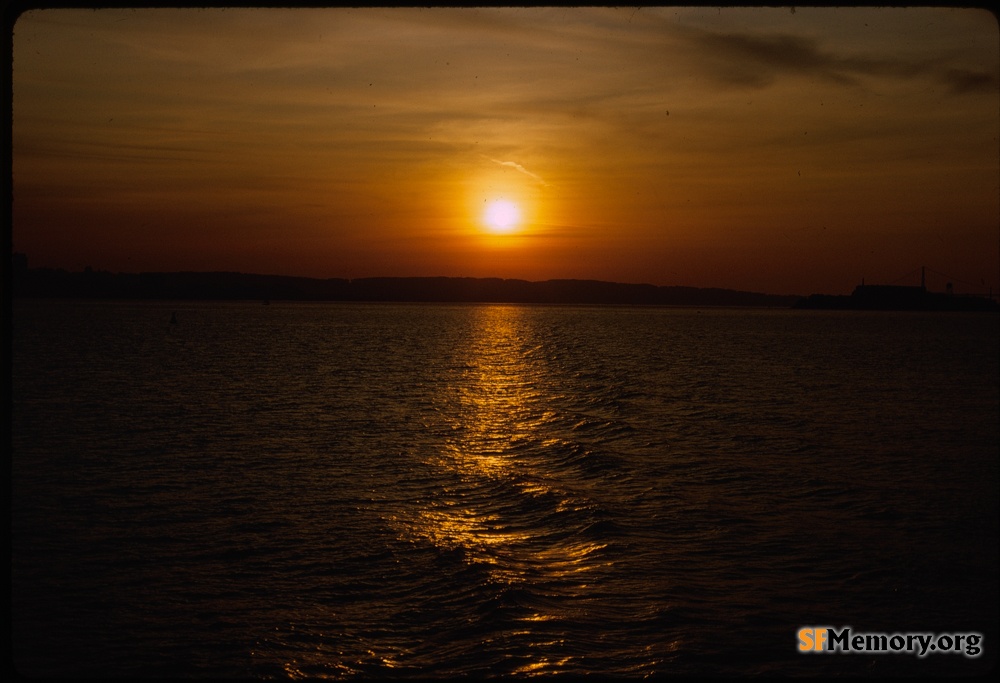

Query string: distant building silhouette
796 267 998 311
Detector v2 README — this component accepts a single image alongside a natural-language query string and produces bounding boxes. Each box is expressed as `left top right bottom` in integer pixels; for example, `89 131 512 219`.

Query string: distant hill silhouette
11 268 803 307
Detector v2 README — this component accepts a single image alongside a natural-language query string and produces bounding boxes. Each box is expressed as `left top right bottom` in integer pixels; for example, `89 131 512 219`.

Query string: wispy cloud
488 158 549 186
671 20 981 91
940 67 998 95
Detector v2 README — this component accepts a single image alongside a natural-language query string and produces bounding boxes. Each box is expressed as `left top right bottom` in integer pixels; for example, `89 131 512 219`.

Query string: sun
483 199 521 233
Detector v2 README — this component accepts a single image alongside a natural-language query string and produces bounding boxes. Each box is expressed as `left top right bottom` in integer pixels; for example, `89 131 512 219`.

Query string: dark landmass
794 283 999 312
11 266 803 307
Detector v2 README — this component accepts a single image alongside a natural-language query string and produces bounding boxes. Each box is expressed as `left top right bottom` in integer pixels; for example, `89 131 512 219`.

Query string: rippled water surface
11 301 999 678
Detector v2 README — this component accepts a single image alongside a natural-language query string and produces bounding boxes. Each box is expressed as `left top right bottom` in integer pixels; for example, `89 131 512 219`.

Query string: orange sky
11 7 1000 295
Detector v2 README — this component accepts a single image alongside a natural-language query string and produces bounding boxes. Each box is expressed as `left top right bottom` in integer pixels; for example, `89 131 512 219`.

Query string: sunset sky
11 6 999 295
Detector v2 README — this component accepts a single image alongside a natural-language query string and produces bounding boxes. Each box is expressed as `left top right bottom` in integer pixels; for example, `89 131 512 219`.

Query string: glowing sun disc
484 200 521 233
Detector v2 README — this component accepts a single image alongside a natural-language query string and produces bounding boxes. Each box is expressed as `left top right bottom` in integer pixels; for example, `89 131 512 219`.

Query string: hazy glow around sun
484 199 521 233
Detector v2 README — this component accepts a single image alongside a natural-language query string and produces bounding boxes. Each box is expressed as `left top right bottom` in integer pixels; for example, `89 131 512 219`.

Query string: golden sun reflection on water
399 305 612 577
383 305 620 675
411 306 546 564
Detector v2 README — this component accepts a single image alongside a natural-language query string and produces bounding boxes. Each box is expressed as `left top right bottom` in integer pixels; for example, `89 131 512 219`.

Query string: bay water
11 300 999 677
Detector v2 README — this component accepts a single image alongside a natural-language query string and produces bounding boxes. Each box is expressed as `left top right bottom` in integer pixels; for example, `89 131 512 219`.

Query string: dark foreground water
11 301 999 678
